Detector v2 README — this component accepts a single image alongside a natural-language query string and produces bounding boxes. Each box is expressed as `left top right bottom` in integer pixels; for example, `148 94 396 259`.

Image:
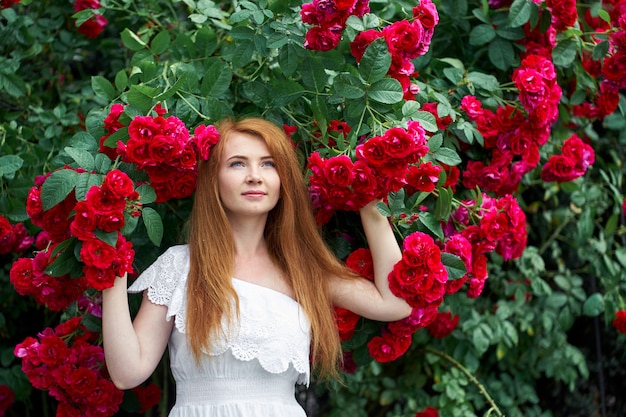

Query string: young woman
102 117 412 416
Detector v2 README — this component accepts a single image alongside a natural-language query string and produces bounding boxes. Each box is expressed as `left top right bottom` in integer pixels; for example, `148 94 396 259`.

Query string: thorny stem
538 215 573 256
423 347 505 417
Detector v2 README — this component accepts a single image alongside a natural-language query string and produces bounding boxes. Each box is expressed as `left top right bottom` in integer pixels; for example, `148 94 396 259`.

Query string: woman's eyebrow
225 155 274 161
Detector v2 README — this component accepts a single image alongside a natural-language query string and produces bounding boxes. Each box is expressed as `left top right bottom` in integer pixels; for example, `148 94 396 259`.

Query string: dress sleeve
127 244 189 331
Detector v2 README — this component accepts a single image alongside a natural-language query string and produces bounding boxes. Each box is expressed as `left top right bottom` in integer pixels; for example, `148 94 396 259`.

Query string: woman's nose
246 170 262 183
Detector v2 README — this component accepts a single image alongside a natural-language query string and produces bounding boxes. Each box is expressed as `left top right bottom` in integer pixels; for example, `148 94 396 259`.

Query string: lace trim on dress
127 245 311 385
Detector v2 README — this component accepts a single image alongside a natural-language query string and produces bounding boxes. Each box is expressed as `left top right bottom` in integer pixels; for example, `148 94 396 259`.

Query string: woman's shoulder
127 244 190 300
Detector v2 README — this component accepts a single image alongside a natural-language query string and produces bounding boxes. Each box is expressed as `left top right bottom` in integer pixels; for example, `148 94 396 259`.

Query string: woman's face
217 131 281 221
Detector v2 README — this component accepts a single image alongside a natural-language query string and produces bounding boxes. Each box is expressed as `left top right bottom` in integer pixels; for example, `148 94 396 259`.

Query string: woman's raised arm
101 274 173 390
330 201 412 322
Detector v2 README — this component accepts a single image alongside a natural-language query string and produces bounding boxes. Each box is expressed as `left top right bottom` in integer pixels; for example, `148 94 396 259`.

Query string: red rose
85 186 125 215
169 170 198 200
192 124 220 161
56 402 82 417
83 265 117 290
179 145 198 169
0 216 11 241
25 186 44 221
97 211 125 233
350 29 382 62
350 160 377 205
335 307 361 341
415 407 439 417
149 134 183 163
102 170 135 199
324 155 354 187
77 15 108 39
304 26 342 52
541 154 578 183
383 20 424 59
70 201 97 239
427 311 460 338
38 335 69 367
80 238 116 269
367 332 412 362
9 257 35 296
0 385 14 416
406 162 442 193
413 0 439 28
612 310 626 334
132 383 162 413
345 248 374 280
356 136 389 167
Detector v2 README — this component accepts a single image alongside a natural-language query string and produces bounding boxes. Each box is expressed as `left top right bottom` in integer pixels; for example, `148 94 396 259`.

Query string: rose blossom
612 310 626 334
367 332 412 362
427 311 460 338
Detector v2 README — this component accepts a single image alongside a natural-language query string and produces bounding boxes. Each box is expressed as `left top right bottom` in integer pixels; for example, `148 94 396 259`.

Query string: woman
102 117 411 416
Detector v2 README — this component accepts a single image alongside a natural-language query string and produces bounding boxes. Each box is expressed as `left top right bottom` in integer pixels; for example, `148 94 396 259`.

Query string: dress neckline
232 277 298 304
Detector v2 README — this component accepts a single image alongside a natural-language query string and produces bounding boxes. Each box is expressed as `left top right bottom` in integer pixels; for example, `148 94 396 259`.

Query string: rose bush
1 0 626 416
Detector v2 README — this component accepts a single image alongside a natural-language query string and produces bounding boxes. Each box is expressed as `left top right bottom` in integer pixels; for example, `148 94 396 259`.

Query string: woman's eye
263 160 276 167
230 161 244 167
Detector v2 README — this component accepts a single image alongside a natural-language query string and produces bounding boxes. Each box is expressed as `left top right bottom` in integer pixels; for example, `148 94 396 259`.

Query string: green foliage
1 0 626 416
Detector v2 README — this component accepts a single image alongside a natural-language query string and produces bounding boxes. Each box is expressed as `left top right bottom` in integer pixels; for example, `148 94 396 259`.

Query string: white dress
128 245 311 417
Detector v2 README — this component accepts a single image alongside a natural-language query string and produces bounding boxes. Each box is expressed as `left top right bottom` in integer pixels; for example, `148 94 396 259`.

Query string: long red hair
186 117 355 378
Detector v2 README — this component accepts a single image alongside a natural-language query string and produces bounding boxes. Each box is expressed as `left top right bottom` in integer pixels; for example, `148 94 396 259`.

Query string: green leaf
137 184 157 204
103 126 130 148
413 111 438 133
552 39 578 68
114 69 128 91
120 212 139 236
441 252 467 279
467 72 500 92
582 293 604 316
334 73 366 99
231 37 255 69
45 245 81 277
81 313 103 333
195 27 218 57
417 212 444 240
127 86 154 114
433 147 462 165
469 24 496 46
269 80 305 107
0 155 23 178
151 31 171 55
2 73 27 97
142 207 163 247
40 169 80 211
434 186 452 220
488 37 515 71
91 76 116 101
121 28 147 51
75 172 103 201
615 247 626 268
300 56 328 92
508 0 532 27
201 60 232 97
94 229 118 248
368 78 403 104
64 147 95 170
154 75 186 102
94 153 113 175
359 38 391 83
278 43 299 77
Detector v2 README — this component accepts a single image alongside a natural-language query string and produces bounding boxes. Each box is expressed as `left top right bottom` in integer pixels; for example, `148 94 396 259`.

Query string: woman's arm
101 274 174 390
330 200 412 322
